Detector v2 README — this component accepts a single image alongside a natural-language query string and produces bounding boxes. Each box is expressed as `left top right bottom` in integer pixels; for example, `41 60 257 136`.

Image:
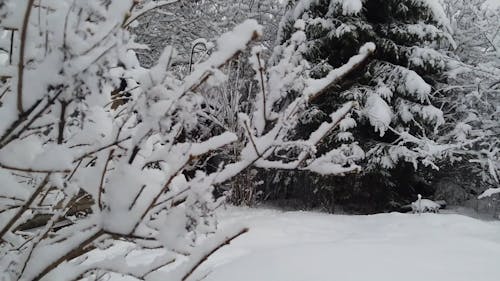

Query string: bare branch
123 0 179 28
0 162 70 173
181 228 249 281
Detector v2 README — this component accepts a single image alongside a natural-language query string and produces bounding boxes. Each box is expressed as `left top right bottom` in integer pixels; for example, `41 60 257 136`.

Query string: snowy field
190 207 500 281
76 207 500 281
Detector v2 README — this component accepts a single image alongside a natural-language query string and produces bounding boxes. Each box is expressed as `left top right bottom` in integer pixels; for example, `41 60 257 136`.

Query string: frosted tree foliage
440 0 500 198
276 0 464 172
0 0 374 279
248 0 499 212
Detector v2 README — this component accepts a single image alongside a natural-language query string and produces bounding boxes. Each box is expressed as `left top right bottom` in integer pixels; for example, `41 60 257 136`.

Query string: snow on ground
192 207 500 281
101 206 500 281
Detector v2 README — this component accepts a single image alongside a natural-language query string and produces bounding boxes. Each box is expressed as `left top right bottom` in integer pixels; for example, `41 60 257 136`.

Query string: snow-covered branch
0 2 262 279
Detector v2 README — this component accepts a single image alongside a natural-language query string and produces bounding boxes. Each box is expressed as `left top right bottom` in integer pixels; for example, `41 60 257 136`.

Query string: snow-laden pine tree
262 0 459 211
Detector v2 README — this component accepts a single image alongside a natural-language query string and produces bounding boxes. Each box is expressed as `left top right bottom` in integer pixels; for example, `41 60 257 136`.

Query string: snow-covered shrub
0 1 259 279
437 0 500 200
0 0 367 279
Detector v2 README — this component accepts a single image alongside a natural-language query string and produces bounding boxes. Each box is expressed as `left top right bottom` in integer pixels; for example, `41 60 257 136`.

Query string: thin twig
243 120 261 157
0 86 11 102
256 51 267 122
0 162 70 173
0 174 50 241
9 29 15 65
122 0 179 28
18 190 77 278
131 155 195 233
17 0 36 114
141 258 176 279
57 99 70 144
0 96 44 148
98 149 114 211
129 184 146 210
122 0 140 28
0 88 64 149
31 229 105 281
73 136 131 163
181 228 249 281
152 186 190 208
67 158 83 181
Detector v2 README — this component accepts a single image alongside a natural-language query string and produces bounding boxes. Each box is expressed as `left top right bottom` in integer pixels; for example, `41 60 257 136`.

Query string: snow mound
411 198 441 213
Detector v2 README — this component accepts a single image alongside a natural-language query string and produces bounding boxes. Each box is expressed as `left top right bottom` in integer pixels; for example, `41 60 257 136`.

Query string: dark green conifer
265 0 455 211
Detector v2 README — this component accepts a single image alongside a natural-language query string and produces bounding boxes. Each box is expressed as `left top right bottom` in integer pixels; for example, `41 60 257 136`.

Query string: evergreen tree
264 0 457 212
